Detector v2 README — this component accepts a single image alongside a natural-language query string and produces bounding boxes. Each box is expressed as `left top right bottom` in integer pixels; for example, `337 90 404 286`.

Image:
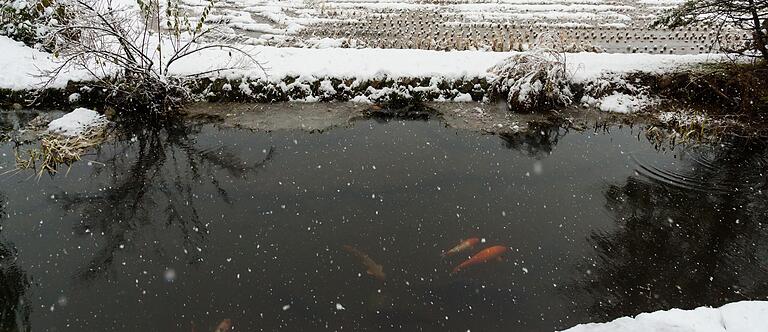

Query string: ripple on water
631 140 768 194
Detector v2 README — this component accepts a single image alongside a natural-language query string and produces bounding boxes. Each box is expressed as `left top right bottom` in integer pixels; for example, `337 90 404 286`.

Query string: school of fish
343 236 507 282
441 237 508 274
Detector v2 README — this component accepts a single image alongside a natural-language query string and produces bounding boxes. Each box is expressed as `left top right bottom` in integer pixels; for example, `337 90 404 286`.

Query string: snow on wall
560 301 768 332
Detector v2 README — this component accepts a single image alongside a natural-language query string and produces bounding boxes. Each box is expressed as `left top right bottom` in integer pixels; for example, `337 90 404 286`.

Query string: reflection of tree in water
0 110 36 330
574 137 768 322
55 118 274 281
0 192 31 332
0 193 5 219
0 115 10 141
1 111 41 142
498 120 568 158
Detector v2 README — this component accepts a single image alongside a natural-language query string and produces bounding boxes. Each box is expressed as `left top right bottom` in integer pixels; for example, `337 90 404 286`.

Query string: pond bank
5 66 766 139
0 35 723 107
2 35 766 141
562 301 768 332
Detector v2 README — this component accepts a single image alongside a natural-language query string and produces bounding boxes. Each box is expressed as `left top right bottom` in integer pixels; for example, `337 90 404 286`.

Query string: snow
205 0 653 36
300 37 348 49
0 36 89 90
169 45 719 83
453 93 474 102
169 46 507 81
560 301 768 332
658 110 709 125
598 92 653 113
68 93 81 103
0 36 722 98
350 95 373 103
47 108 108 136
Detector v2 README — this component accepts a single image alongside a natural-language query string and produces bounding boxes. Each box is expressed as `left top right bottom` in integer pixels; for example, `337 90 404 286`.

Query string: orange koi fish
213 319 232 332
441 237 481 257
342 245 386 281
451 245 508 274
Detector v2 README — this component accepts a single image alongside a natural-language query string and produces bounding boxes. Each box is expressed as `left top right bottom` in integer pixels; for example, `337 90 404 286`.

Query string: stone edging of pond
0 76 492 109
190 76 492 105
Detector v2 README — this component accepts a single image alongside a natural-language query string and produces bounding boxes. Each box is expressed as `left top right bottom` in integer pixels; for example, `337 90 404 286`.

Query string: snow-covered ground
594 92 655 113
0 35 720 91
561 301 768 332
175 45 720 82
0 37 92 90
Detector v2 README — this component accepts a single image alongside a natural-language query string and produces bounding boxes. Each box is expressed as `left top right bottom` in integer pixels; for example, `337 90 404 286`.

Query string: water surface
0 108 767 331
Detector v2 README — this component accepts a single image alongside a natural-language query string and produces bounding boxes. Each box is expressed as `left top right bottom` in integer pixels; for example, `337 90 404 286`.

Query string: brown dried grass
13 122 109 179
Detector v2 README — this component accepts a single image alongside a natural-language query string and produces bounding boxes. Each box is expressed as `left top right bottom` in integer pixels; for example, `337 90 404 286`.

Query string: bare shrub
488 33 573 112
41 0 263 112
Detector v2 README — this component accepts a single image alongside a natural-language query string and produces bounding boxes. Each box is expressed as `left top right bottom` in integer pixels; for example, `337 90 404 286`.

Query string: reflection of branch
0 193 31 331
53 119 275 282
498 121 567 158
0 193 5 219
571 138 768 322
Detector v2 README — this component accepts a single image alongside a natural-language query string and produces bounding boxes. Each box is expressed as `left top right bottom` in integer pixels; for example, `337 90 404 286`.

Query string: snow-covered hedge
192 76 488 104
0 0 63 47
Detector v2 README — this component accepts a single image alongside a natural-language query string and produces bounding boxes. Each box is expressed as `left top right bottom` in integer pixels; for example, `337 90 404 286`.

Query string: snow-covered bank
0 37 92 90
561 301 768 332
1 35 720 92
172 46 720 83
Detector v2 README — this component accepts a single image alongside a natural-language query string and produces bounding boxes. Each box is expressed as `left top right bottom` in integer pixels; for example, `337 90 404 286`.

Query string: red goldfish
441 237 481 257
451 245 508 274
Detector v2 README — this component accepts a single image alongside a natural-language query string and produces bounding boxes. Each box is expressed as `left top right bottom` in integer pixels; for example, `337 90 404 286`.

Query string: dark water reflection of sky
0 110 766 331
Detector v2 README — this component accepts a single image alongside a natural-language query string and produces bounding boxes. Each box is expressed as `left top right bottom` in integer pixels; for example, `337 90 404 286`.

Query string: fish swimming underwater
441 237 481 257
342 245 386 281
213 319 232 332
451 245 508 274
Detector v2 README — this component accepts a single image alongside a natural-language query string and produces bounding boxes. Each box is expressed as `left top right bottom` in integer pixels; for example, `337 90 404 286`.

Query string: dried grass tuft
14 121 109 179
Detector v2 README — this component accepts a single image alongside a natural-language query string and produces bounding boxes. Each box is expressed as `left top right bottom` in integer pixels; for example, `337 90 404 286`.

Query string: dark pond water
0 109 767 332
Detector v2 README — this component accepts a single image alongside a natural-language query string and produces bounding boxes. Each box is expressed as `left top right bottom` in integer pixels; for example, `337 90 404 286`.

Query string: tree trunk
748 0 768 61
